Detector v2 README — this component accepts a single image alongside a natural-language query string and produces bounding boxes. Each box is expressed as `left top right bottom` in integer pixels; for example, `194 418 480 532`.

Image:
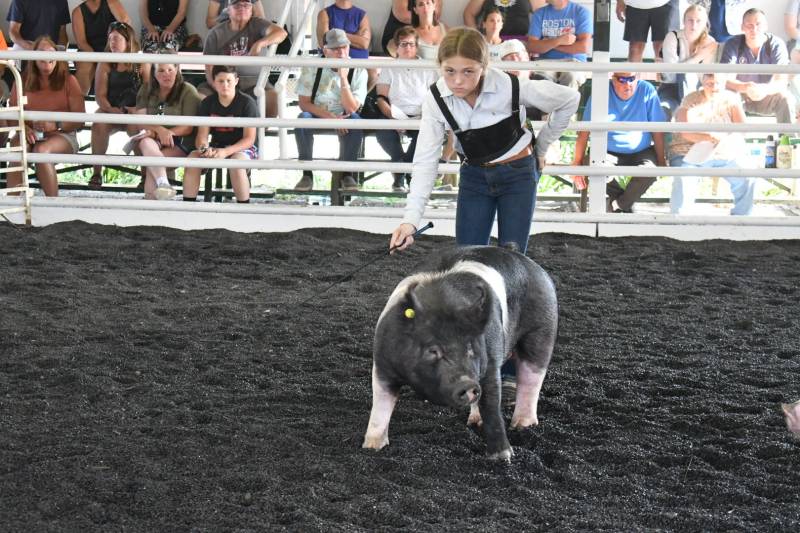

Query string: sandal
88 173 103 190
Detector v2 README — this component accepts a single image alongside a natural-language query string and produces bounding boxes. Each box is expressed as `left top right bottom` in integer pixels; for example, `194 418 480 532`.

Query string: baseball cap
498 39 528 61
324 28 349 49
230 0 255 5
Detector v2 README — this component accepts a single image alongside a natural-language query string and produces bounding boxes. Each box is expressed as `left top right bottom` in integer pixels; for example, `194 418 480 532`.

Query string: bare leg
182 151 205 199
265 88 279 119
75 62 96 95
91 121 121 176
227 152 250 202
32 135 75 197
627 41 646 62
137 137 167 186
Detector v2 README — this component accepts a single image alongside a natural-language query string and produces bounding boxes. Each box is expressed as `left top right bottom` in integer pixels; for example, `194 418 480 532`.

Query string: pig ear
466 282 492 326
406 282 423 312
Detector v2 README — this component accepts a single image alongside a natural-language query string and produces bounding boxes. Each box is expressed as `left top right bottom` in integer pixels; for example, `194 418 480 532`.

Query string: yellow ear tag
404 308 416 319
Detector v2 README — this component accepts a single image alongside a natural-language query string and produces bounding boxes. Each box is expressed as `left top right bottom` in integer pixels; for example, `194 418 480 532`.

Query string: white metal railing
0 49 799 220
0 60 30 225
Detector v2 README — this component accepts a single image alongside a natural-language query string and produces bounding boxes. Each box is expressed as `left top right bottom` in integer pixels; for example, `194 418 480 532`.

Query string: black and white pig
362 245 558 461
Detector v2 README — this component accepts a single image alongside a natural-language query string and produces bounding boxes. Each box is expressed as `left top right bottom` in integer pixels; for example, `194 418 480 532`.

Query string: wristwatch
55 121 63 132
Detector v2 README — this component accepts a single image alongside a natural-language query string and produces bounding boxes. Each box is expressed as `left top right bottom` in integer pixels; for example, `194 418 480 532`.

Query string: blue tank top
325 4 369 59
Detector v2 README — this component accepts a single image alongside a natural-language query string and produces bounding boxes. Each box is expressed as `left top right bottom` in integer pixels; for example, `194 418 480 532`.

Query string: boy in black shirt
182 65 258 202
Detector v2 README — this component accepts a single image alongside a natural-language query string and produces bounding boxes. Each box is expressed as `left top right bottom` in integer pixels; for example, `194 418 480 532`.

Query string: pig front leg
363 365 399 450
479 369 512 462
510 360 547 429
782 399 800 439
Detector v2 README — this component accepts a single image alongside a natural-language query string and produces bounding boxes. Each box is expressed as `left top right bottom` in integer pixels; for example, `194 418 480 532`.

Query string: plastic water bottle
776 134 792 169
749 143 765 168
764 135 776 168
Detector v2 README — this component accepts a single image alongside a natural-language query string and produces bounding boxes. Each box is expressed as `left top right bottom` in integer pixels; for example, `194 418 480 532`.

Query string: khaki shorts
35 131 80 153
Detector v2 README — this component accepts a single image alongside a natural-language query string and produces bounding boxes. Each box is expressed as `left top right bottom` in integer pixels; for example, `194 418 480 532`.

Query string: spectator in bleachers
6 37 85 197
71 0 131 95
375 26 438 192
202 0 287 118
615 0 674 62
482 7 505 61
720 8 795 125
139 0 189 53
499 38 530 78
785 0 800 51
571 72 666 213
89 21 150 190
183 65 258 203
658 3 717 120
6 0 70 50
668 72 755 216
206 0 266 29
316 0 371 59
293 29 367 193
387 0 448 60
380 0 442 55
464 0 545 42
131 58 200 200
527 0 592 90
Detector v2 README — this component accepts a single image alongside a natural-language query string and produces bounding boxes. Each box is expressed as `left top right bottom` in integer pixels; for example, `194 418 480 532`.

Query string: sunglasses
613 75 637 84
157 102 166 115
108 21 130 34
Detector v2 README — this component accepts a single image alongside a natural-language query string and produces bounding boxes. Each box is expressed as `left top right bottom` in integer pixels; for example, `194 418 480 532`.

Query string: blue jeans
376 129 418 182
294 111 363 162
669 155 756 216
456 154 539 253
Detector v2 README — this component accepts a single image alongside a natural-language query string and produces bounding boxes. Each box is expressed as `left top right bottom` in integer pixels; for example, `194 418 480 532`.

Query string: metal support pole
589 0 612 214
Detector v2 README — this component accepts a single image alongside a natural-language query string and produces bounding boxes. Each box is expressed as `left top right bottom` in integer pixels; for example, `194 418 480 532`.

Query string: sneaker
155 185 176 200
392 176 406 192
340 175 359 191
294 174 313 192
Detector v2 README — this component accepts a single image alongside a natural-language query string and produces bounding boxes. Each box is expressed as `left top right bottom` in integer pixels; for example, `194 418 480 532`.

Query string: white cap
498 39 529 61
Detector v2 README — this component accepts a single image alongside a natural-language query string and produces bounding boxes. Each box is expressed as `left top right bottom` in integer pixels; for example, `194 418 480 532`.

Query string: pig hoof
362 434 389 450
487 448 513 462
510 414 539 429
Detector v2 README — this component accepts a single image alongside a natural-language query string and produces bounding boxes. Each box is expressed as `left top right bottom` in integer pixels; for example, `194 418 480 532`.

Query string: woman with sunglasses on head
380 0 443 55
88 21 151 190
388 0 448 60
6 37 85 197
132 57 201 200
390 27 579 254
71 0 131 95
139 0 189 53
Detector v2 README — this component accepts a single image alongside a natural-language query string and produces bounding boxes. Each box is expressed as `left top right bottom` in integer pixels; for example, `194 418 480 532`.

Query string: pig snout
453 377 481 406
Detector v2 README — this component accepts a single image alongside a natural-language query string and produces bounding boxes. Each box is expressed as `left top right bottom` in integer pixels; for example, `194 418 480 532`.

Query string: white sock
155 176 170 188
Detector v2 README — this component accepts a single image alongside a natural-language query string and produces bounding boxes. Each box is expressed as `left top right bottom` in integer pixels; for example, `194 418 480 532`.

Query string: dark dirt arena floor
1 221 799 531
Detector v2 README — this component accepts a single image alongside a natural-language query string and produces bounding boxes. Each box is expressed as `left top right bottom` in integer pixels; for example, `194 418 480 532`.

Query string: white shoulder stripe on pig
449 261 508 332
378 261 508 334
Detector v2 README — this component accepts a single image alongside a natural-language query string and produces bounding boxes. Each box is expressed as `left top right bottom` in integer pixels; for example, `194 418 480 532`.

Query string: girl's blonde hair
683 4 710 50
437 27 488 68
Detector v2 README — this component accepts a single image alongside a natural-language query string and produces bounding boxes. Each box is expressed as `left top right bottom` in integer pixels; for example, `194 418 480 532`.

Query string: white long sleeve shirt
403 67 580 229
